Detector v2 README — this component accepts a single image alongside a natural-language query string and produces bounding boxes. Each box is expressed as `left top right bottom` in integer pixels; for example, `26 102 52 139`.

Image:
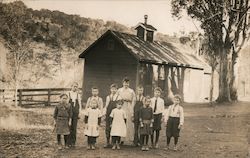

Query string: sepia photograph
0 0 250 157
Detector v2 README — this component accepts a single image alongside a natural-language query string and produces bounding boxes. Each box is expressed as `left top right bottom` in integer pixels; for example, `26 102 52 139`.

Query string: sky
22 0 200 35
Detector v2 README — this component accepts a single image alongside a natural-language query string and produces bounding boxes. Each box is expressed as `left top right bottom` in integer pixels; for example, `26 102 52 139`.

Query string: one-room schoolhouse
79 15 211 103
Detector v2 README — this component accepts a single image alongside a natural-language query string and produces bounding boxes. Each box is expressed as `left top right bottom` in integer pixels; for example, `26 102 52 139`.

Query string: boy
68 82 82 147
150 87 165 148
164 95 184 151
133 86 145 146
104 84 120 147
86 87 104 111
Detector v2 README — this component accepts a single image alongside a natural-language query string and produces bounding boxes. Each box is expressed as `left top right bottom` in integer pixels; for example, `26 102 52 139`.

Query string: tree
0 2 66 99
0 1 157 94
171 0 250 102
200 34 219 103
0 1 34 106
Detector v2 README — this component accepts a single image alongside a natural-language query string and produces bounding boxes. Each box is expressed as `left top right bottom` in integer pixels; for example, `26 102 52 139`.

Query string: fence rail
0 88 79 106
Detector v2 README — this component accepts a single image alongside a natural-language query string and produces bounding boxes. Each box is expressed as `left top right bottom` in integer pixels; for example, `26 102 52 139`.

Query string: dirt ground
0 102 250 158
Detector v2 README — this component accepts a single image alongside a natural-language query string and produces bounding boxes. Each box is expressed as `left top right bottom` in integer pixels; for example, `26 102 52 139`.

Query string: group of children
53 78 184 152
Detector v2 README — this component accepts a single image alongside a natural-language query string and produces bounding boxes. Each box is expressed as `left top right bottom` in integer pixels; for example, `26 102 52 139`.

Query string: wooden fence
0 88 80 106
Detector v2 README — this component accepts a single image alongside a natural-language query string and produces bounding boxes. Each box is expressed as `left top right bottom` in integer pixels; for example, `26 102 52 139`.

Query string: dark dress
68 92 80 146
133 96 144 144
139 106 153 135
53 103 72 135
105 95 118 139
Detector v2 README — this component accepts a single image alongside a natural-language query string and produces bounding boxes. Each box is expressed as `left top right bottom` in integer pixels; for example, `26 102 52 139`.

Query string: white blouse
117 87 136 103
163 104 184 125
69 91 82 111
150 97 165 115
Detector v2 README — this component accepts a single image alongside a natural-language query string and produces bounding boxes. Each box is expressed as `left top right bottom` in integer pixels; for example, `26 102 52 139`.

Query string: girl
53 93 72 149
164 95 184 151
139 96 153 151
110 100 127 150
117 78 136 144
84 99 102 150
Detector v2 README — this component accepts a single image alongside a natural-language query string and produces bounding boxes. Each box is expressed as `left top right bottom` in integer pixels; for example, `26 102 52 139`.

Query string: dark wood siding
146 30 154 42
83 34 138 101
136 26 145 40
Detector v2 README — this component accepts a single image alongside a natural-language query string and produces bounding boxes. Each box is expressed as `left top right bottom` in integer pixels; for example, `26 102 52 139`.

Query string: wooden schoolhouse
79 15 211 103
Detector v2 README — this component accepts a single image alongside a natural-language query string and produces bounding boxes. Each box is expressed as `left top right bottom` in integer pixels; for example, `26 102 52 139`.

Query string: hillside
0 1 197 89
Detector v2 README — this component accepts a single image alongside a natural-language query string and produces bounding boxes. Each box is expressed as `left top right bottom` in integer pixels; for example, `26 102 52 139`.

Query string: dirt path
0 102 249 158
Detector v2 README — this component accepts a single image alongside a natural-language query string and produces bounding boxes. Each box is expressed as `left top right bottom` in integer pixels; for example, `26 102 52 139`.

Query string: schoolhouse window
107 39 115 50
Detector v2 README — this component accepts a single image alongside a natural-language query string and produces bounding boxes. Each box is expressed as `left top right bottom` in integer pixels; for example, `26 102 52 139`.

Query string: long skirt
121 101 134 142
166 117 180 137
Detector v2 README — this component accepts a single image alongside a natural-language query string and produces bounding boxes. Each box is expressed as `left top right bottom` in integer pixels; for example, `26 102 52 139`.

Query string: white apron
84 108 101 137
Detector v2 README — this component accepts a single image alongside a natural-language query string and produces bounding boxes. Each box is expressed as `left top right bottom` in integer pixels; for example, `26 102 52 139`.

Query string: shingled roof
79 30 209 71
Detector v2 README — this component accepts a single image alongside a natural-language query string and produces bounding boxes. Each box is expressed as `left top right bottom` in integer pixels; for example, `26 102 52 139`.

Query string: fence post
19 89 22 106
48 89 51 106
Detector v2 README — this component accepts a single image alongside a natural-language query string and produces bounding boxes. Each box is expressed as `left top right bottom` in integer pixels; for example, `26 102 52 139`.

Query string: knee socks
167 136 179 145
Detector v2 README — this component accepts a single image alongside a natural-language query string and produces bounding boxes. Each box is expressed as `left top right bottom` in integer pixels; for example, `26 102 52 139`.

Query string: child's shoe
164 145 170 151
149 144 154 149
116 144 120 150
65 145 69 149
112 145 116 150
87 145 91 150
145 146 149 151
155 143 159 149
134 142 140 147
92 144 96 150
173 146 178 151
57 143 63 150
141 146 145 151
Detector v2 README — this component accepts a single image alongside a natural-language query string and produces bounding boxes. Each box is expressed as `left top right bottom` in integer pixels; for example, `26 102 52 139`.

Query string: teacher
117 77 136 144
